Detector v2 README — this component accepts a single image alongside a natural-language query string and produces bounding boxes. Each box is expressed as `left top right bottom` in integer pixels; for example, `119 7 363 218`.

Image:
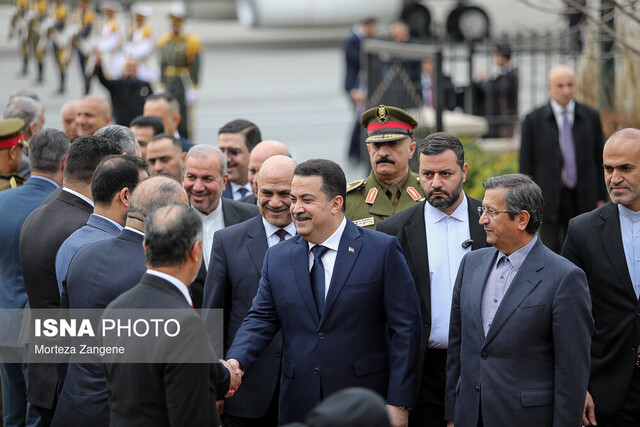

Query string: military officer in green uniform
157 3 203 141
346 105 424 229
0 118 26 192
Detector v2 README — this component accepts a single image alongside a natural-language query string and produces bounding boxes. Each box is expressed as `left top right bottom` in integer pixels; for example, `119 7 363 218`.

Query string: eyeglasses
477 207 514 218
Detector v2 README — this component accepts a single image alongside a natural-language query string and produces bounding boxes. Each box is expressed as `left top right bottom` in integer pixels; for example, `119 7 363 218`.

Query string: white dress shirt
228 181 252 201
196 200 225 269
262 218 296 248
146 269 192 306
307 217 347 298
425 195 471 348
63 187 94 207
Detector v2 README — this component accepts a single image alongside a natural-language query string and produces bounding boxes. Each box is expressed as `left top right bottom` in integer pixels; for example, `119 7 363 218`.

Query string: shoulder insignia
158 33 171 46
346 179 365 192
353 217 375 228
406 187 422 202
365 187 378 204
416 175 420 183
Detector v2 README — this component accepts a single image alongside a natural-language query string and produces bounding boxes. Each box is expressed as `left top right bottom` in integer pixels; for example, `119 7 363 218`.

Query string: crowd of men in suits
0 58 639 427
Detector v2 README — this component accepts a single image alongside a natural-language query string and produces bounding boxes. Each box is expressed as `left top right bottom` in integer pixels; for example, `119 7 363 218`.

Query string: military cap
169 1 187 19
361 105 418 143
131 5 152 17
0 118 25 150
101 1 122 13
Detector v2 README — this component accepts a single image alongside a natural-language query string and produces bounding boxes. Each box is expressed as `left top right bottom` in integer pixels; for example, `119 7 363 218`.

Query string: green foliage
462 140 518 200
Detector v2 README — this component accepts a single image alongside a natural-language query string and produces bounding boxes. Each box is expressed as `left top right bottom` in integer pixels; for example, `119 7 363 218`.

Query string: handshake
220 358 243 398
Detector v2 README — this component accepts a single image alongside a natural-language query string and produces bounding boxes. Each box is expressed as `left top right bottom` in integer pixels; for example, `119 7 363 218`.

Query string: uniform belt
163 66 189 76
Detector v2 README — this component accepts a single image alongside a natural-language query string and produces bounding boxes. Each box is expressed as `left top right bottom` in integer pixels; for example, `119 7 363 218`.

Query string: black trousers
597 366 640 427
410 348 447 427
539 186 577 253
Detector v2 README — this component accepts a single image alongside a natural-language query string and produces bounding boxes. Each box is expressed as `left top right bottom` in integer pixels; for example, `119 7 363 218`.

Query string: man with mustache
377 132 487 426
218 119 262 201
203 155 297 426
346 105 424 230
182 145 258 307
562 128 640 427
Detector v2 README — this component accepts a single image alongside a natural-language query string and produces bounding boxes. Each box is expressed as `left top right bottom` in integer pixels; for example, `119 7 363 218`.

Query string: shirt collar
424 192 468 223
618 203 640 221
498 235 538 271
145 269 192 306
308 217 347 254
262 217 296 239
63 187 94 207
29 175 60 188
124 226 144 236
196 198 223 220
550 98 575 115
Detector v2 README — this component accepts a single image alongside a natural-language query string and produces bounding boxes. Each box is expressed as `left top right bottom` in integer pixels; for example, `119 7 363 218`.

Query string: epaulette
416 175 420 183
141 24 152 39
346 179 366 193
158 33 172 46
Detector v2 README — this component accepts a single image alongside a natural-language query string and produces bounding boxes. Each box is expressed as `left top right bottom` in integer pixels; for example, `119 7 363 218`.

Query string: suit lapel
466 197 487 250
483 240 544 348
246 217 268 277
291 235 320 323
598 204 635 300
321 220 362 328
404 203 430 314
470 249 498 336
221 200 237 225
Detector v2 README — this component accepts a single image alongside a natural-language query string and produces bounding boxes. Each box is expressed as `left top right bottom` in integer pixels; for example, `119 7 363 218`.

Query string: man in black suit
343 17 376 162
52 176 190 427
18 135 120 425
520 64 607 252
183 145 258 307
376 133 486 426
562 128 640 427
204 155 297 426
218 119 262 201
104 203 237 426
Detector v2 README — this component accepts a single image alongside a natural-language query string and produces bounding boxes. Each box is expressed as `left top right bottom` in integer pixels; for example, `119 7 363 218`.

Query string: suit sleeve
444 253 466 421
550 265 593 427
561 219 582 269
225 248 281 374
519 113 535 177
383 237 422 408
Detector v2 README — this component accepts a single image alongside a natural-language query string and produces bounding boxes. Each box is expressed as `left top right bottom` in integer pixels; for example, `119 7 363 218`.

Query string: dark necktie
274 229 288 243
310 245 328 316
238 187 249 198
561 109 577 189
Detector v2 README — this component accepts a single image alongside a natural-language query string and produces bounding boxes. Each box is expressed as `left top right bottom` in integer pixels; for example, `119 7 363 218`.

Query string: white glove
186 89 198 106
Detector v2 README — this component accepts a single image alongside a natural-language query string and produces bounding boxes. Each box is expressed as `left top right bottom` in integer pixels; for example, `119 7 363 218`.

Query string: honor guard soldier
0 118 26 192
50 0 72 93
96 1 124 79
9 0 34 76
30 0 51 83
70 0 96 94
125 5 159 85
346 105 424 229
158 2 202 141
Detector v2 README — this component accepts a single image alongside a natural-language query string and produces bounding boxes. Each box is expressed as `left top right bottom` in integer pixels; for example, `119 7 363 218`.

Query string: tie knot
238 187 249 197
274 229 288 242
312 245 328 259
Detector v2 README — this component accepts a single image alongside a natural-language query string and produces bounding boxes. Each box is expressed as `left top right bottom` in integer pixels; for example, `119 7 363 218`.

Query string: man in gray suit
445 173 592 427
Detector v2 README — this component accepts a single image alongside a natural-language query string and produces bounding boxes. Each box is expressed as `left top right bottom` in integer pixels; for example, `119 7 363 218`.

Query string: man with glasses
218 119 262 201
377 132 487 426
346 105 424 230
445 173 592 427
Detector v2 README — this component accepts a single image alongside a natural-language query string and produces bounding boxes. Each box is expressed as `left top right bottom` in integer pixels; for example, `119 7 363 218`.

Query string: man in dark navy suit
0 129 69 427
226 159 421 426
204 155 297 426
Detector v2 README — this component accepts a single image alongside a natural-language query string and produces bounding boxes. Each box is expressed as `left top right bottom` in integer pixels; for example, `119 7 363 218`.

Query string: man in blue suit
0 129 69 427
55 154 149 296
204 155 297 426
445 174 593 427
226 159 421 426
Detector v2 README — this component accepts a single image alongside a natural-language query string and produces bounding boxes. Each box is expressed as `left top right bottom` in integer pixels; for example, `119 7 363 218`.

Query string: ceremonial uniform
345 104 423 229
158 8 202 140
70 0 96 94
96 2 124 79
346 171 423 229
50 0 72 93
10 0 34 76
30 0 51 83
125 6 158 85
0 118 26 192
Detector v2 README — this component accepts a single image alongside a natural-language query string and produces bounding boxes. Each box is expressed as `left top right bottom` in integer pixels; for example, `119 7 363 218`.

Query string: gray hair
95 125 140 156
144 204 203 267
3 96 42 131
185 144 227 177
128 176 186 222
419 132 465 168
28 129 70 173
483 173 544 234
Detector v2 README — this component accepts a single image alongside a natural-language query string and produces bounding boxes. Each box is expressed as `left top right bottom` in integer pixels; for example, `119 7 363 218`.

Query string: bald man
245 140 290 203
203 155 297 427
61 100 80 140
75 95 112 137
520 64 606 252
